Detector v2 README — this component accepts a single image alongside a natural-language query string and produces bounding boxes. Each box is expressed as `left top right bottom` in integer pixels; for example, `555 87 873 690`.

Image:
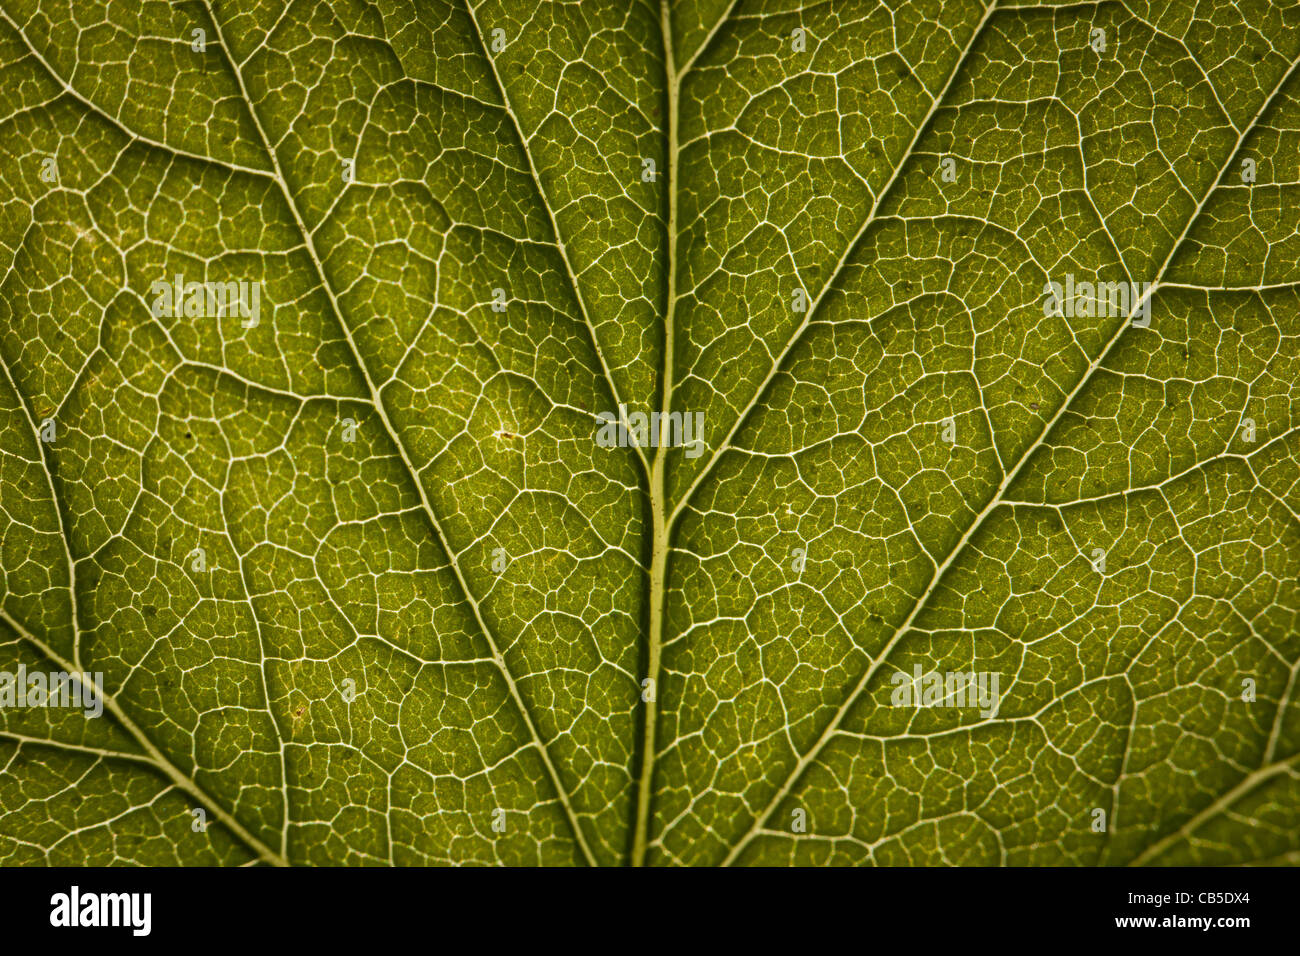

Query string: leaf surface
0 0 1298 866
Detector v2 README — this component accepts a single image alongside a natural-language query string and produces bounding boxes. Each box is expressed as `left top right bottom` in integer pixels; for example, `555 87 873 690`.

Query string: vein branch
668 1 1001 532
0 8 276 182
0 608 289 866
675 0 742 80
460 0 649 480
1129 753 1300 866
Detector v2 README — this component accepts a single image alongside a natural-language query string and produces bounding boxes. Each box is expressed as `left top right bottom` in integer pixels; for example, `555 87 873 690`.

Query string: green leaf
0 0 1298 867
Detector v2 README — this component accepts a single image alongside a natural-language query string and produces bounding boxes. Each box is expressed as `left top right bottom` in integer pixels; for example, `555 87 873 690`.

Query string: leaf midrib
638 0 1003 865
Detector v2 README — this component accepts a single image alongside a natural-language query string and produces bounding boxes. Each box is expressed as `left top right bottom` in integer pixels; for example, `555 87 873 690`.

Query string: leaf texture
0 0 1297 867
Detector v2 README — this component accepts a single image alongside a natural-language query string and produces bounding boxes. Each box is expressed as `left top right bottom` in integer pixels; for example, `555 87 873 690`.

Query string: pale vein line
719 40 1300 867
1003 425 1300 508
0 729 154 766
0 331 79 666
676 0 743 80
1163 280 1300 292
223 518 292 858
1265 654 1300 764
196 0 598 867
